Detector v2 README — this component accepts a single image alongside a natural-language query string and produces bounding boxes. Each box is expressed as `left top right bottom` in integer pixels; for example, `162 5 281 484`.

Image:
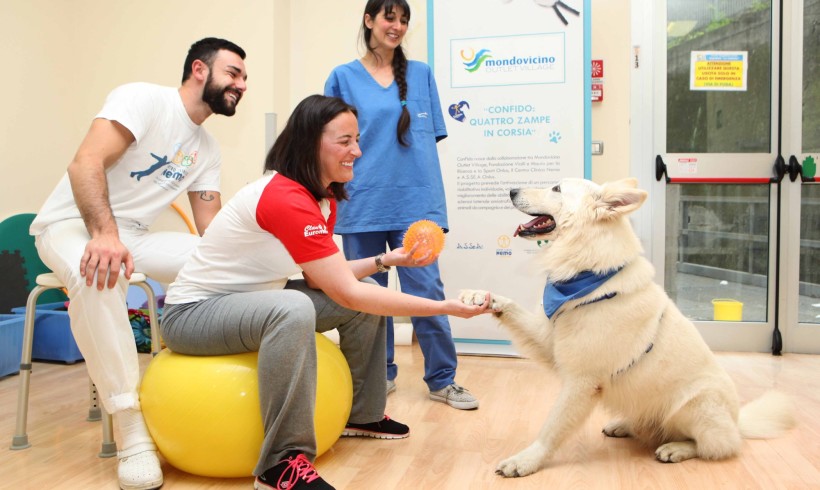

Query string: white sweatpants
34 218 199 413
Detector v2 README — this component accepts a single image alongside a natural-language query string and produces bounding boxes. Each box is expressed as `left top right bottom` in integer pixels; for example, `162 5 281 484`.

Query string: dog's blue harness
542 268 621 319
543 267 659 379
612 341 655 379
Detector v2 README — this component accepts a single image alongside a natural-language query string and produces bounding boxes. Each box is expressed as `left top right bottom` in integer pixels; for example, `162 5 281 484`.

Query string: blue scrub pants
342 231 458 392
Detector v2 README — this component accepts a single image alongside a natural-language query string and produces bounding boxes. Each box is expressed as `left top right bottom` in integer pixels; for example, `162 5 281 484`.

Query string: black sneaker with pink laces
254 453 334 490
342 415 410 439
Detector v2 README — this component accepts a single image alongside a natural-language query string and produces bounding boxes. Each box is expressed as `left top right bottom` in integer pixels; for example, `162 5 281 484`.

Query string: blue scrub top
325 60 449 233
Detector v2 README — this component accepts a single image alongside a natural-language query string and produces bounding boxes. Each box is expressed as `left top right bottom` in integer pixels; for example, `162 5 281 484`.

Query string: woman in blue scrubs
325 0 478 410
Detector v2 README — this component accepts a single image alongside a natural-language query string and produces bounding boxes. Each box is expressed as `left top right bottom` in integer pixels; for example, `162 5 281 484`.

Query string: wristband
375 253 391 273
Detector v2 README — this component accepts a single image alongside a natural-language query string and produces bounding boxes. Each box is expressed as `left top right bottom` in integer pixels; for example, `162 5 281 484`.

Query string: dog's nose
510 189 519 200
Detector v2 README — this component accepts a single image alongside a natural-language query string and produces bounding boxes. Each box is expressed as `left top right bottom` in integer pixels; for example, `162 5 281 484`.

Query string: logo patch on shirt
154 144 200 191
129 143 200 191
304 224 328 237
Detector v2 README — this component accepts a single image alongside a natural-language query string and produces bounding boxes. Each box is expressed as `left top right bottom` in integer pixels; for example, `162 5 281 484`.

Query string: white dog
460 178 795 478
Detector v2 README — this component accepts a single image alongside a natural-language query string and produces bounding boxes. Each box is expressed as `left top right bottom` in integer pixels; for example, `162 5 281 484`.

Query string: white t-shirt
165 172 340 304
31 82 221 234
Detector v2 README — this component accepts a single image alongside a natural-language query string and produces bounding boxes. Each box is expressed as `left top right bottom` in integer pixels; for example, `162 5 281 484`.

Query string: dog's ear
597 180 648 219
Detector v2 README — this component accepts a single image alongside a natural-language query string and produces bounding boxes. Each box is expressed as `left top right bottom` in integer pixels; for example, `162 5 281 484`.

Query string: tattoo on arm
198 191 215 202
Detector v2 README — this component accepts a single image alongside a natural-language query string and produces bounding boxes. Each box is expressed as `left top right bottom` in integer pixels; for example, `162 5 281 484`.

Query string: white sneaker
118 450 163 490
386 379 396 395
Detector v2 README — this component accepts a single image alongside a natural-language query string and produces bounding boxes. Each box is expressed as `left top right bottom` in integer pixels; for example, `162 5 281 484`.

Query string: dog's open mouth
514 215 556 237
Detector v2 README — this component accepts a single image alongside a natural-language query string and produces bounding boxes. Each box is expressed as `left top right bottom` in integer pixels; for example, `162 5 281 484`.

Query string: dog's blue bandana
543 269 620 319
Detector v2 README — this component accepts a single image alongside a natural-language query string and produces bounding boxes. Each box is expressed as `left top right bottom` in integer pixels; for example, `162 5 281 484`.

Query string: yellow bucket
712 299 743 321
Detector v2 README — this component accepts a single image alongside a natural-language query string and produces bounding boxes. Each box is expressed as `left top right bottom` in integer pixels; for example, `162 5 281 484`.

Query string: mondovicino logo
461 48 493 73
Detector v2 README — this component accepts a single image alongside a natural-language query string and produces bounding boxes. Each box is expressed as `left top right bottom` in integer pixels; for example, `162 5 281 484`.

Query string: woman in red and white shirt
162 95 490 490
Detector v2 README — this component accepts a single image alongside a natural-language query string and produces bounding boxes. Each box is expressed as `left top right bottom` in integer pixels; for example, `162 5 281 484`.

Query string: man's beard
202 73 240 116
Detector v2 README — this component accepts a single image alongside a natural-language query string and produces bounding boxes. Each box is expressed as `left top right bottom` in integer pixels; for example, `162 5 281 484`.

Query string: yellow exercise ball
140 333 353 478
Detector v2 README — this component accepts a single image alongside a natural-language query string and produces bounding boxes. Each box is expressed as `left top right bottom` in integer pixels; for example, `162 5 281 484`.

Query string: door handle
655 155 669 182
773 155 787 182
787 155 802 182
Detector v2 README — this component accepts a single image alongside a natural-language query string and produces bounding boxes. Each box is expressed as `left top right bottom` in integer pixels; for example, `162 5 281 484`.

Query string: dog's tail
738 390 796 439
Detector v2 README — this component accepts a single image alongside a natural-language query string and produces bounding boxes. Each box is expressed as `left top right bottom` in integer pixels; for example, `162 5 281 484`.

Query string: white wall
0 0 281 227
0 0 631 227
590 0 632 184
288 0 429 109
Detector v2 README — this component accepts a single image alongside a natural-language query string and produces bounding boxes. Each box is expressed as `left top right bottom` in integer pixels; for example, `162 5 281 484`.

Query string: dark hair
361 0 411 147
181 37 246 83
264 95 357 201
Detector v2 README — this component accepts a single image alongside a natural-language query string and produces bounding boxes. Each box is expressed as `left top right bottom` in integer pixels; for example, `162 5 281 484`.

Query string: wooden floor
2 345 819 489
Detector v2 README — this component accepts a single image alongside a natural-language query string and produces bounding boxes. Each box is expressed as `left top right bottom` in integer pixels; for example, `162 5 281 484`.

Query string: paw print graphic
549 131 562 144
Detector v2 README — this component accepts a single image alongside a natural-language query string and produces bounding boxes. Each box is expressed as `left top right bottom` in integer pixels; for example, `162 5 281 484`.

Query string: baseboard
394 322 412 345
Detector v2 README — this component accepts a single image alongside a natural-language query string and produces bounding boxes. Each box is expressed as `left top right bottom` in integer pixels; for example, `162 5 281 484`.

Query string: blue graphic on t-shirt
130 153 169 181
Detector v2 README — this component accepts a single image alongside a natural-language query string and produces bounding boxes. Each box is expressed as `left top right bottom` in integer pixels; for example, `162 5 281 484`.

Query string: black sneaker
342 415 410 439
254 454 334 490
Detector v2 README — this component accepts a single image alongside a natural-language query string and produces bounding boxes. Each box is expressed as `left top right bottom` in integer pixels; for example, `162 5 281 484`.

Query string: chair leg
10 285 47 450
99 406 117 458
89 381 117 456
12 276 141 456
133 280 161 355
87 380 102 422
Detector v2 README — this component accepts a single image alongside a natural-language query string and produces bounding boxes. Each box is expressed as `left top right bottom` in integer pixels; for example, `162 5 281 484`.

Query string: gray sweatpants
161 278 387 475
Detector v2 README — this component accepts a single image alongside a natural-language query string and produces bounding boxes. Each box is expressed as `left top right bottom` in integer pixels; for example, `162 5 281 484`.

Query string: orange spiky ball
402 220 446 260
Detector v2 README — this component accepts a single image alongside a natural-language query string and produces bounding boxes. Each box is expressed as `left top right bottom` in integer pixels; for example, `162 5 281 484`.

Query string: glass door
653 0 781 352
644 0 820 353
781 0 820 353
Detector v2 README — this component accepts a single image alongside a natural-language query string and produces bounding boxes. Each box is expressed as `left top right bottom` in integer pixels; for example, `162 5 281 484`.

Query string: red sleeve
255 174 339 263
327 199 337 234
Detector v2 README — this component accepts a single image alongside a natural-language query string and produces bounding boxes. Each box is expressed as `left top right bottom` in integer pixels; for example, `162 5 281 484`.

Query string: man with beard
29 37 247 490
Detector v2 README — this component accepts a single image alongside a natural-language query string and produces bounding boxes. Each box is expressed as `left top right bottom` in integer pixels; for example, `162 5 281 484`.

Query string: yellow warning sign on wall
689 51 748 91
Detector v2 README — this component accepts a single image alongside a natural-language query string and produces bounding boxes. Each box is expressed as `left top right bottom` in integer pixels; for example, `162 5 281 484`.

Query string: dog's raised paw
655 441 697 463
459 290 490 307
458 289 507 312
